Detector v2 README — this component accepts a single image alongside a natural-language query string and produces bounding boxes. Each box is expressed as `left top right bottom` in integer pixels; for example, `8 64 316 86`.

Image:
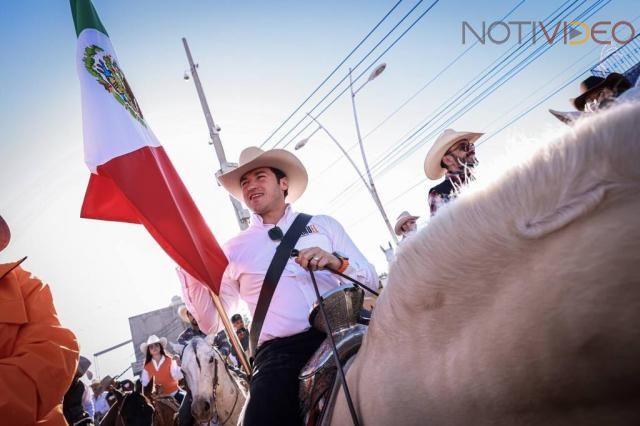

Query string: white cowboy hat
0 215 10 252
394 211 420 236
177 305 190 323
423 129 483 180
217 146 308 203
139 335 167 355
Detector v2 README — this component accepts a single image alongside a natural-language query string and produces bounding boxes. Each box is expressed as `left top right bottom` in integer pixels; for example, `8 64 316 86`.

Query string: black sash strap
249 213 313 356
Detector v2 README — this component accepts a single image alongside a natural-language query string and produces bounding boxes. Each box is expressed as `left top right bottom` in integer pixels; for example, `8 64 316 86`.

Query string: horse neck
215 361 247 422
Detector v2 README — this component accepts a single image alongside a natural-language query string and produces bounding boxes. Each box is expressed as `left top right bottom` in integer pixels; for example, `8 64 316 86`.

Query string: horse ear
134 379 142 394
516 183 611 239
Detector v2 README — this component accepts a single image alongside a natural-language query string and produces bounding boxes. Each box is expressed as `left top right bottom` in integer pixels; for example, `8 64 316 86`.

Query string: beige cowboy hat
90 375 114 393
394 211 419 236
217 146 308 203
139 335 167 354
423 129 483 180
0 215 10 252
177 305 190 323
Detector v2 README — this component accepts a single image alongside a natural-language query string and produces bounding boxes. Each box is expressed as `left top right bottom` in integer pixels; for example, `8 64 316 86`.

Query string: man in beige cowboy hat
394 211 419 241
198 146 378 425
424 129 483 216
0 214 80 424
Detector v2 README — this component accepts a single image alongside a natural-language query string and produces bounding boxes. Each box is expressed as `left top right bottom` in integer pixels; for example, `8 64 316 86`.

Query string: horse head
120 379 154 426
173 335 226 423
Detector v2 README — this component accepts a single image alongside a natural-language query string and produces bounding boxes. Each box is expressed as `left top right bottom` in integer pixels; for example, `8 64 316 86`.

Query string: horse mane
373 102 640 338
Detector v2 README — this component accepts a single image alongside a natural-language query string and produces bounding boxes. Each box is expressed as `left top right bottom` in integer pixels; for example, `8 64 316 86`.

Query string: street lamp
297 63 398 245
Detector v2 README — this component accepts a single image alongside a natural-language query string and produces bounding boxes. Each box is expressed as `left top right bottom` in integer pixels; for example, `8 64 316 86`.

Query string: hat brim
394 215 419 236
549 109 583 125
424 132 483 180
140 337 167 354
217 149 308 204
177 305 190 323
573 73 631 111
0 215 10 252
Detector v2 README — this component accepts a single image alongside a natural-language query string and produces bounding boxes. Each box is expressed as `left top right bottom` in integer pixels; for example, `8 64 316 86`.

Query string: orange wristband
337 258 349 273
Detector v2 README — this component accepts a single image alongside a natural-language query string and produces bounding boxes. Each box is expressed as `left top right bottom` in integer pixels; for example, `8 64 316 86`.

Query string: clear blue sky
0 0 636 379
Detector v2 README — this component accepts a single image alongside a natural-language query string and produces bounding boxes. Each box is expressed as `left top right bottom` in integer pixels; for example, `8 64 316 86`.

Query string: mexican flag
70 0 228 293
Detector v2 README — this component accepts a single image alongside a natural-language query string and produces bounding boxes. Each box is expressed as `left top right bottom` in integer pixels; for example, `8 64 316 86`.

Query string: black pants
243 328 325 426
176 390 193 426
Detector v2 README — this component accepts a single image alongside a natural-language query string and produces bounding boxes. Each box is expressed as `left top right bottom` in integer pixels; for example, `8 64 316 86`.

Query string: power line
324 0 589 208
371 0 609 178
307 0 530 188
342 28 618 227
327 0 608 209
369 0 589 176
273 0 443 150
362 0 529 141
258 0 405 148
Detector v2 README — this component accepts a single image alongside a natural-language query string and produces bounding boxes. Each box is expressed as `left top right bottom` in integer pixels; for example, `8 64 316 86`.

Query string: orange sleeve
0 267 79 422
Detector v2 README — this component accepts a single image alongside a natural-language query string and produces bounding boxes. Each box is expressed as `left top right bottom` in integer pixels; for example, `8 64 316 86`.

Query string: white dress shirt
208 205 378 347
93 391 110 416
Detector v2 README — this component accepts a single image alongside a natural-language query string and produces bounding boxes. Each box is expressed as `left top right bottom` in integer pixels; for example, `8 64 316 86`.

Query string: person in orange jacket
0 214 80 425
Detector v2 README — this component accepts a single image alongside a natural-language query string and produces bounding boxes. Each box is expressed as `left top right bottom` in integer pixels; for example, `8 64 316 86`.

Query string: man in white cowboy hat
88 376 110 423
424 129 483 216
0 214 80 424
202 146 378 425
394 211 419 241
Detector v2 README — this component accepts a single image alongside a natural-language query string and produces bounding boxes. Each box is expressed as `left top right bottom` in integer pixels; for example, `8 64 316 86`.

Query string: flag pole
208 290 252 377
182 37 252 377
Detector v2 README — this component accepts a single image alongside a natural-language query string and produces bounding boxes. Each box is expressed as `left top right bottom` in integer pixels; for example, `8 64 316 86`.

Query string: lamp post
295 63 398 245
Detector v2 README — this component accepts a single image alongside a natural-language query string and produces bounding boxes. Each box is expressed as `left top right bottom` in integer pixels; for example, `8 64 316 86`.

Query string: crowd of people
0 69 638 426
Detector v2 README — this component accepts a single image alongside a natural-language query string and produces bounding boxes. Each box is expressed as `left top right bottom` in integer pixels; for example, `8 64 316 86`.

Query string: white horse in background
174 336 247 425
326 102 640 425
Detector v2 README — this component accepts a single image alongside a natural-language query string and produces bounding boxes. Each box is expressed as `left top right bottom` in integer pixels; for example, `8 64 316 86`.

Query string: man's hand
295 247 341 271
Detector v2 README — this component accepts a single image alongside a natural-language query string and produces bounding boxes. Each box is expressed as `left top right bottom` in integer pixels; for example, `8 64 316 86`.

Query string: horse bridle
188 342 241 426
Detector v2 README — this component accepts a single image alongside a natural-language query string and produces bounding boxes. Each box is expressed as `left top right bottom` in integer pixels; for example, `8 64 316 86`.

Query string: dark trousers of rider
177 390 193 426
243 328 325 426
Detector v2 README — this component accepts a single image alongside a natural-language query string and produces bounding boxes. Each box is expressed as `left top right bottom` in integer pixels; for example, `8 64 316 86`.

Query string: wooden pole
208 290 252 378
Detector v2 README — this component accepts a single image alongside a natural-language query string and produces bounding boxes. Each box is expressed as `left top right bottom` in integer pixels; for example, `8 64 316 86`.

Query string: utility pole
182 37 252 377
182 37 250 231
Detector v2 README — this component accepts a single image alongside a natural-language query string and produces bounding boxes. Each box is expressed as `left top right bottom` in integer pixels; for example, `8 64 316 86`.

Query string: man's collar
0 256 27 281
250 204 296 228
446 170 469 183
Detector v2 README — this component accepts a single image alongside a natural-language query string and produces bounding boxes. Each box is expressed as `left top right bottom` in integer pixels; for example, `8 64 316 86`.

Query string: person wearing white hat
208 146 378 425
394 211 419 241
424 129 483 216
140 334 184 402
0 214 80 424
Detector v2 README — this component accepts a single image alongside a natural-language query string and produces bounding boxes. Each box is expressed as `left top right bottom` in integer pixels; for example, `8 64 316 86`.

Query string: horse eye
209 356 214 363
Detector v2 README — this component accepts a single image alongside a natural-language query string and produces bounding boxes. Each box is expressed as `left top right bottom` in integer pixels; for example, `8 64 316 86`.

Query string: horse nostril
203 401 210 412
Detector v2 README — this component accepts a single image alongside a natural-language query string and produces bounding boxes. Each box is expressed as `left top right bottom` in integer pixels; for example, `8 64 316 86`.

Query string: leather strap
249 213 313 356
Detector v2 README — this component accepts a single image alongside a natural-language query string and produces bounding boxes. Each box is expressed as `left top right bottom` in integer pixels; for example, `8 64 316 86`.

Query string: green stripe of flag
70 0 108 37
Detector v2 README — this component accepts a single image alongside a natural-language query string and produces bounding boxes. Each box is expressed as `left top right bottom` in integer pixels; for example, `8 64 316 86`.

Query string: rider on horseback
140 335 184 404
199 146 380 425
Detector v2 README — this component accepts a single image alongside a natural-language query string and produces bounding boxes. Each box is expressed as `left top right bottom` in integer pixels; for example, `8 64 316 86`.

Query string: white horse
326 102 640 425
174 336 247 425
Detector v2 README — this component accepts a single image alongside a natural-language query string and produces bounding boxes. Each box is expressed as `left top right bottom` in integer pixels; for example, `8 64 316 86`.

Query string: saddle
298 284 369 423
